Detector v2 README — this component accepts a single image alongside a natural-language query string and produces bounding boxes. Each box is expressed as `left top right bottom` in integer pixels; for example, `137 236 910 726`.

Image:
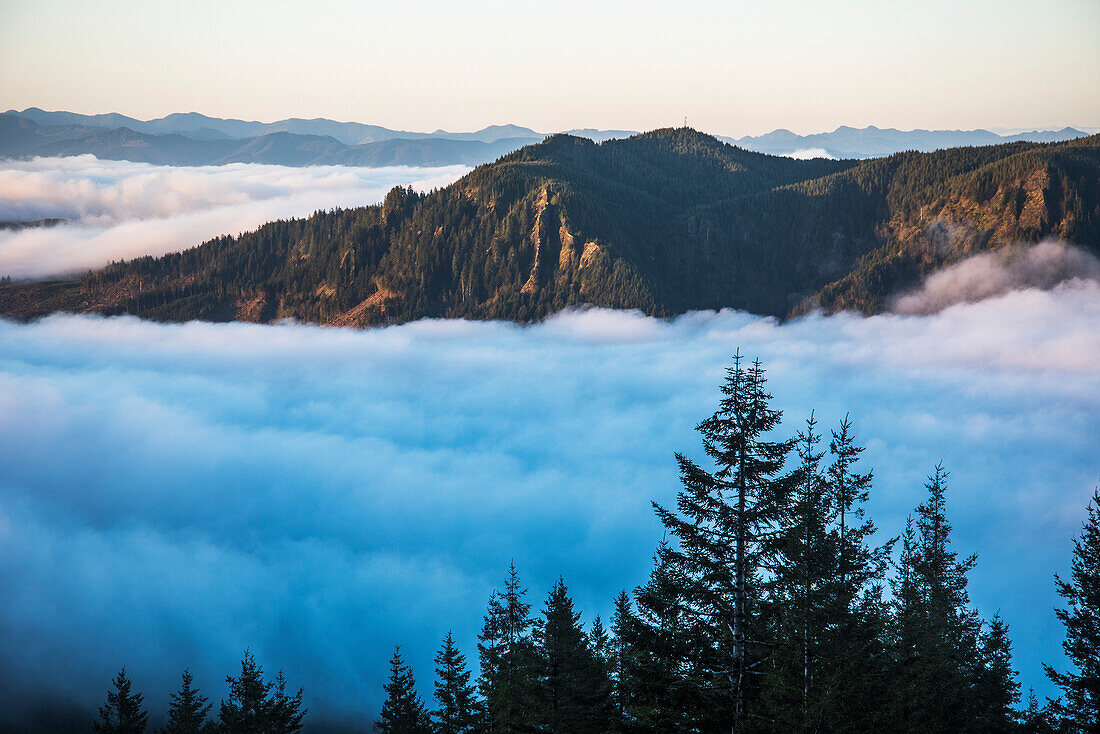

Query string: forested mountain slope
2 129 1097 325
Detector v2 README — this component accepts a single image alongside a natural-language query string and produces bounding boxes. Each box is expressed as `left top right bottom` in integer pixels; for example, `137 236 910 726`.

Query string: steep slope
1 129 1097 325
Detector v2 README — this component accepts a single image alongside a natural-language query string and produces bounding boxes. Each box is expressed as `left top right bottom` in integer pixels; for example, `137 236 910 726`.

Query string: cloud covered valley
0 281 1097 729
0 156 468 279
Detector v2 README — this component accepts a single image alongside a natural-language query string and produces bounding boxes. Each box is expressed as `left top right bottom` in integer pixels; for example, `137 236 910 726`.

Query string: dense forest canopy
1 129 1097 325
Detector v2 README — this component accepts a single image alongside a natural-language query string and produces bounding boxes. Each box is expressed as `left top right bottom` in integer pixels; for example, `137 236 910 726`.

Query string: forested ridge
1 129 1098 325
86 354 1100 734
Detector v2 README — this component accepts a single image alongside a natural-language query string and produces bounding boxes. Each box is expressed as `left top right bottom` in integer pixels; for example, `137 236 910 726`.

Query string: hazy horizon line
7 105 1098 139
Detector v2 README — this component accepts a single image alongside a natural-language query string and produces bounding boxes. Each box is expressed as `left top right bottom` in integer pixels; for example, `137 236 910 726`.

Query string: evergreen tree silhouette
1045 486 1100 730
432 632 481 734
162 670 212 734
374 646 431 734
94 667 148 734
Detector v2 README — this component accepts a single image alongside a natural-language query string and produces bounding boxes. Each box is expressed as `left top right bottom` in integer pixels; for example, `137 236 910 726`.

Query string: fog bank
0 156 468 279
0 281 1096 729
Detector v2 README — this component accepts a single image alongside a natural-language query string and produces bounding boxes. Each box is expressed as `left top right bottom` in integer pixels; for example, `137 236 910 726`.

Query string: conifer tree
433 632 481 734
1044 486 1100 730
892 465 983 733
477 562 538 732
890 515 925 727
974 614 1021 733
94 667 148 734
374 646 431 734
162 670 212 734
631 541 713 731
532 579 611 733
651 351 793 732
218 651 305 734
827 416 884 605
589 616 610 669
760 415 890 732
1019 690 1058 734
218 652 271 734
760 416 830 729
608 591 636 733
267 672 306 734
820 416 892 730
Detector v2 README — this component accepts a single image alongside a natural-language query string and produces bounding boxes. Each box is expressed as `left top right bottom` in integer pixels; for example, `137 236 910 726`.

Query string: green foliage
7 131 1094 325
759 414 893 732
644 351 794 732
607 591 637 733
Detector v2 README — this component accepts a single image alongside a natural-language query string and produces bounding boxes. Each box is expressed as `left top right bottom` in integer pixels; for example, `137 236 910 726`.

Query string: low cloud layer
892 240 1100 314
0 282 1097 729
782 147 838 160
0 156 468 279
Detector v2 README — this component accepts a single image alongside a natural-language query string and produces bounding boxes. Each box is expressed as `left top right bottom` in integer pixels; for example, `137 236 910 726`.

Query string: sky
1 0 1098 136
0 283 1097 729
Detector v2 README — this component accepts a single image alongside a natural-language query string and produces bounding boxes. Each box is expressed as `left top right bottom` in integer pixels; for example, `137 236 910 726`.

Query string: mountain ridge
1 108 1092 167
0 115 544 168
2 128 1096 326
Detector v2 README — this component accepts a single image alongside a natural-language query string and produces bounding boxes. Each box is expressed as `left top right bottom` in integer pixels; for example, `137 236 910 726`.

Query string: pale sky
1 0 1098 137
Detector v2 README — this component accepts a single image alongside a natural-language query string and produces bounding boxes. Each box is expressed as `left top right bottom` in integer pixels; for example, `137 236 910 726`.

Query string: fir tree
827 416 883 605
94 667 148 734
820 416 892 730
477 562 538 733
630 540 726 732
267 672 306 734
532 578 611 733
1019 690 1058 734
897 465 984 733
760 414 891 732
760 415 830 731
651 351 793 732
218 651 305 734
1045 486 1100 731
375 646 431 734
890 515 925 727
162 670 212 734
589 616 610 669
433 632 481 734
974 615 1021 733
608 591 636 733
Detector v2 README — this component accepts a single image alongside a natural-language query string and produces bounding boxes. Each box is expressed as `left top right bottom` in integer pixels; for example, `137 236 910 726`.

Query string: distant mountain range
2 128 1096 326
4 107 549 145
0 114 544 168
718 125 1091 159
0 108 1091 168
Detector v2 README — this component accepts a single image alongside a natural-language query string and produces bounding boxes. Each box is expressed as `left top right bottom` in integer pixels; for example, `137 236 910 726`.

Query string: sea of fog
0 158 1098 729
0 156 470 279
0 287 1097 727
